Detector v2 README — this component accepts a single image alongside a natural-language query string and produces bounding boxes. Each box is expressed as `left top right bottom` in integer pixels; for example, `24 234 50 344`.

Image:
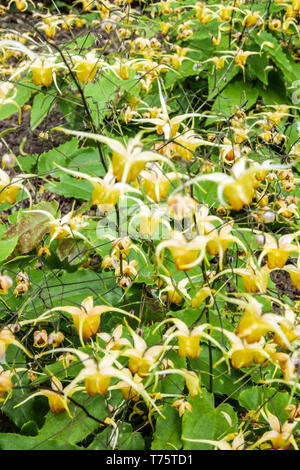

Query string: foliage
0 0 299 451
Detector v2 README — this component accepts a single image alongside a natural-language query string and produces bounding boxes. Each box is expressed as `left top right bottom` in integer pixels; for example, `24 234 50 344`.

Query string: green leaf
248 53 269 85
182 391 238 449
152 404 182 450
182 390 215 450
56 238 89 265
1 349 37 429
0 434 80 450
0 236 18 262
38 138 78 174
38 393 107 445
67 147 106 177
253 31 300 84
208 64 240 100
45 173 93 200
0 80 32 121
260 71 288 105
118 423 145 450
30 92 56 130
194 346 245 399
20 421 39 436
84 75 119 126
2 201 59 254
238 385 265 411
214 404 238 440
210 78 259 120
238 387 293 424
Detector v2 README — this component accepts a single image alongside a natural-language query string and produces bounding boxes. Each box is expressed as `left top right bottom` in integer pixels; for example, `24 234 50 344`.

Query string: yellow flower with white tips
156 318 225 359
250 409 298 450
97 325 131 351
55 128 172 184
132 80 203 140
42 297 139 343
156 231 203 272
258 233 299 269
54 165 139 212
30 57 57 87
159 276 190 305
122 322 166 378
138 166 177 202
15 376 80 417
72 51 100 84
0 327 32 362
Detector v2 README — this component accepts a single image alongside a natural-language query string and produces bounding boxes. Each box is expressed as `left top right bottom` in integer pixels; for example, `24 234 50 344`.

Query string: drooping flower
258 233 299 269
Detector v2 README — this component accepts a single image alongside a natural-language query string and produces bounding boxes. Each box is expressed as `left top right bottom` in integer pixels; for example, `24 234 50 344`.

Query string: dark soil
0 107 67 158
270 269 300 301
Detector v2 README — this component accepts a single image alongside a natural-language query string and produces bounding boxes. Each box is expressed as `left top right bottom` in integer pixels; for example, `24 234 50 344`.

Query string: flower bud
262 211 275 223
255 234 266 246
33 330 48 348
2 153 16 169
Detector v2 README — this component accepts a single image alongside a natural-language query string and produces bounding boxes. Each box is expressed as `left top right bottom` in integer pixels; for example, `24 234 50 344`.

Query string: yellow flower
11 0 27 11
167 194 198 221
113 369 144 402
27 208 89 243
83 356 116 397
172 399 192 417
223 172 255 211
30 57 57 87
33 330 48 348
218 5 235 21
284 261 300 290
252 410 298 450
37 244 51 258
0 169 23 204
72 52 99 84
48 331 64 348
220 137 241 165
159 276 190 305
0 81 21 123
270 351 297 381
56 129 168 184
206 221 242 262
172 130 205 161
0 327 32 362
138 166 176 202
122 323 165 378
191 287 211 308
137 206 162 238
195 205 222 236
132 80 201 139
53 348 163 416
0 275 13 294
242 10 263 28
272 308 300 349
16 376 79 417
183 432 245 450
97 325 131 351
54 296 138 342
238 261 270 293
172 158 286 213
218 329 273 369
0 367 13 400
156 231 204 272
155 368 201 397
159 318 224 359
258 233 299 269
234 296 290 345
